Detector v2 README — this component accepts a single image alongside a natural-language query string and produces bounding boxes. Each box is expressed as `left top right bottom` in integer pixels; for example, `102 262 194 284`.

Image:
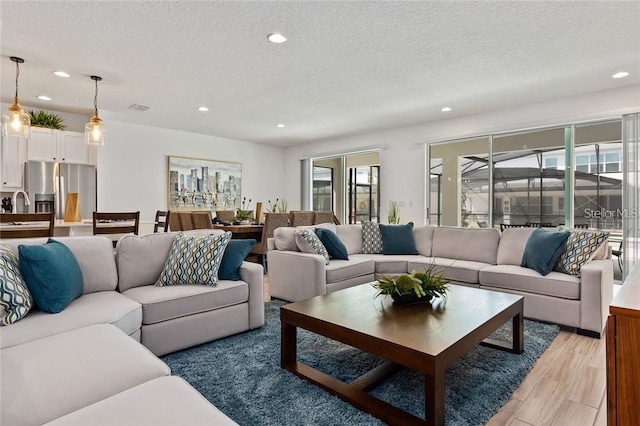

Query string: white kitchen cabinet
1 134 26 189
27 128 90 164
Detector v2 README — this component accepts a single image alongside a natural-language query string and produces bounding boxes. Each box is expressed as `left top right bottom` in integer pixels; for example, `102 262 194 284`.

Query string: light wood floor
262 277 607 425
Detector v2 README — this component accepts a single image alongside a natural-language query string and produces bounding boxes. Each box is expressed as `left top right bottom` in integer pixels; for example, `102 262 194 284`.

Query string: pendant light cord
94 78 99 115
14 60 20 98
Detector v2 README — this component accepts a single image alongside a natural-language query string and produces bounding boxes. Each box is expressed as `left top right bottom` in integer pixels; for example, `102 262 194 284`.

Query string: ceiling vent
129 104 150 112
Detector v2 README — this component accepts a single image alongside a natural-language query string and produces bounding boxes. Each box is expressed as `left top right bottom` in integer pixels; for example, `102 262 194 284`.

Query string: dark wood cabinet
607 268 640 426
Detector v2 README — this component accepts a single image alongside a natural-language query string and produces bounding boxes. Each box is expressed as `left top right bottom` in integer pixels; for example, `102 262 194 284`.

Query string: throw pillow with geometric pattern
361 221 383 254
554 227 609 277
295 228 330 265
0 245 33 325
155 231 231 287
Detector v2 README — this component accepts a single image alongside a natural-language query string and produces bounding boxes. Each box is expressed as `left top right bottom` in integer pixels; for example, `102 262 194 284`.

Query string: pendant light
85 75 105 146
2 56 30 139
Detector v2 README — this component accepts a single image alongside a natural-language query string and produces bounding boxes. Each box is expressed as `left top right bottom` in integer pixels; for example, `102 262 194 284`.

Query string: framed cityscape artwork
167 156 242 212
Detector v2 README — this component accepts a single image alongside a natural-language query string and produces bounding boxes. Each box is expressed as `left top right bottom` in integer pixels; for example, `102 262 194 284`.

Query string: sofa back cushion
412 225 436 256
335 225 363 255
0 236 118 294
431 227 500 265
497 227 536 265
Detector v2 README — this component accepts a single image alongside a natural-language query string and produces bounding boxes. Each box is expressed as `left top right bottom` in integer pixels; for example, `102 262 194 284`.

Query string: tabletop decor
373 264 450 304
235 197 253 224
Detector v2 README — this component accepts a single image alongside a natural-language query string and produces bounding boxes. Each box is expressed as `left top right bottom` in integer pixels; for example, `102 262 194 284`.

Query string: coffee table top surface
281 283 523 357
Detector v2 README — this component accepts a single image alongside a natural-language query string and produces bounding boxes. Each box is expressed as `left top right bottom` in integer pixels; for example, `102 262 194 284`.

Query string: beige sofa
1 231 264 425
267 225 613 338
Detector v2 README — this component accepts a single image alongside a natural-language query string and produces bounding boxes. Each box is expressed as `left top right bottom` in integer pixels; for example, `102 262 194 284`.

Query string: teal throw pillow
521 228 570 276
379 222 419 255
315 228 348 260
0 245 33 325
18 239 83 314
219 239 256 281
156 231 231 286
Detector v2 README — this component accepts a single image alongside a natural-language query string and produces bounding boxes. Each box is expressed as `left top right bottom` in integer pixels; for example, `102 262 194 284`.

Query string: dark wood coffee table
280 284 524 426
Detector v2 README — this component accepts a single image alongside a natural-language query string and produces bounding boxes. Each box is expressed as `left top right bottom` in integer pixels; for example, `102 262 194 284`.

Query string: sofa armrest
239 261 265 329
579 259 614 335
267 250 327 302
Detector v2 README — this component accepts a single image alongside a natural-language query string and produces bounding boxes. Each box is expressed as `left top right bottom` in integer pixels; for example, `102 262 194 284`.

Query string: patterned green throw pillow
361 221 383 254
0 245 33 325
554 227 609 277
156 231 231 286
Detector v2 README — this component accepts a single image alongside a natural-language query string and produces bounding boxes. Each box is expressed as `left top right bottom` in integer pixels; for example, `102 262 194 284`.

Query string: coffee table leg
281 319 297 368
513 310 524 354
425 369 445 426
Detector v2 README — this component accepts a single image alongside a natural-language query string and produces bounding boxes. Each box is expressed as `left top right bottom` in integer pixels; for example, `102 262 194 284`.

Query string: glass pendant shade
85 114 105 146
85 75 105 146
2 100 30 138
3 57 30 139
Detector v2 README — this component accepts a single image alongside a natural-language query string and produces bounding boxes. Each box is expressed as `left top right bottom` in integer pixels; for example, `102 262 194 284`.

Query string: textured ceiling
1 1 639 147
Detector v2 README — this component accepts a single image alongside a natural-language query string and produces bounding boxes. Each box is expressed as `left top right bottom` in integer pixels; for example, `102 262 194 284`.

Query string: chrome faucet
11 190 31 213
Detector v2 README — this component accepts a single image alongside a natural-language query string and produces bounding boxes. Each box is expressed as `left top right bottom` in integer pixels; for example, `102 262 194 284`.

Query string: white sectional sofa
1 231 264 425
267 224 613 338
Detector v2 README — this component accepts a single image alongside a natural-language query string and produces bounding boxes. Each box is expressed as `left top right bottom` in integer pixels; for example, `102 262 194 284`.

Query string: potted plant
372 265 450 304
267 198 288 213
29 109 66 130
235 197 253 224
387 200 400 224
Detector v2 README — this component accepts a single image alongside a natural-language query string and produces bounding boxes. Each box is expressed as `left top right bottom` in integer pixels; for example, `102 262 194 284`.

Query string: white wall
98 121 286 221
284 85 640 224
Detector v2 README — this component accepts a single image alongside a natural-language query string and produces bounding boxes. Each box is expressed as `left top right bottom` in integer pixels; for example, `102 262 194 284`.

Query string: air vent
129 104 150 111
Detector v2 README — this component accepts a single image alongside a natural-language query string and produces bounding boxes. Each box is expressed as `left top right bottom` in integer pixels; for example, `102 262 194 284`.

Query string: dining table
212 224 264 240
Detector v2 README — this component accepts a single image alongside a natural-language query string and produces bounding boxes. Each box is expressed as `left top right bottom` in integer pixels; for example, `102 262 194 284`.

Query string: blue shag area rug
163 300 559 425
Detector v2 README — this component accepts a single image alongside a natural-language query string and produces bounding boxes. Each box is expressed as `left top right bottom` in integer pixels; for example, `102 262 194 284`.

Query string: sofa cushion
353 254 424 274
325 257 375 284
554 228 609 277
315 228 349 260
18 239 84 313
408 257 486 284
0 245 32 325
219 239 256 281
156 232 231 287
521 228 570 276
44 377 238 426
432 227 500 264
1 324 170 426
295 228 330 264
0 291 142 349
122 280 248 325
480 264 581 300
379 222 419 255
336 225 363 255
274 227 298 251
413 225 436 256
1 236 118 294
361 221 383 254
497 227 536 265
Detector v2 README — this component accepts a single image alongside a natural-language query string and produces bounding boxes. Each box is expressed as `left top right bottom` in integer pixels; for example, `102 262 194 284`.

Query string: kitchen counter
0 219 155 237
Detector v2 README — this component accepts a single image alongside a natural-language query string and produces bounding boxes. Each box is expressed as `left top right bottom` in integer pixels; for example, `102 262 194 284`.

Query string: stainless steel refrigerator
25 161 97 220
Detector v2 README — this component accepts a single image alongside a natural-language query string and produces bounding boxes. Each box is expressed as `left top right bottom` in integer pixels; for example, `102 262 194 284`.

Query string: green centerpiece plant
373 264 450 304
235 197 254 222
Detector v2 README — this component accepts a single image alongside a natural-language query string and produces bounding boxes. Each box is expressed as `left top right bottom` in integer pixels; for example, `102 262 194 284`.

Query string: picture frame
168 155 242 212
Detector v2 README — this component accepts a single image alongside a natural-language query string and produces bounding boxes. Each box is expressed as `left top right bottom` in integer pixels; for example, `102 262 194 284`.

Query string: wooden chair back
191 212 213 229
177 212 195 230
251 213 290 269
215 210 235 222
92 211 140 247
312 211 334 225
290 211 314 227
154 210 171 232
0 213 55 239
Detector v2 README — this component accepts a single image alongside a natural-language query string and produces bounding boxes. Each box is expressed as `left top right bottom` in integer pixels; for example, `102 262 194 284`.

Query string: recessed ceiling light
37 95 51 101
276 123 285 128
53 71 70 78
198 106 209 112
612 71 629 79
267 33 287 43
441 106 452 112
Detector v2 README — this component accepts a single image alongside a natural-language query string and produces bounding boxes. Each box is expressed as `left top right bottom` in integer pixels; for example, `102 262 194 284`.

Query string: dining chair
250 212 290 272
312 211 335 225
92 211 140 247
191 211 213 229
177 212 195 230
154 210 171 233
612 240 623 271
0 212 55 239
215 210 236 222
499 223 526 232
290 211 314 227
525 222 553 228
